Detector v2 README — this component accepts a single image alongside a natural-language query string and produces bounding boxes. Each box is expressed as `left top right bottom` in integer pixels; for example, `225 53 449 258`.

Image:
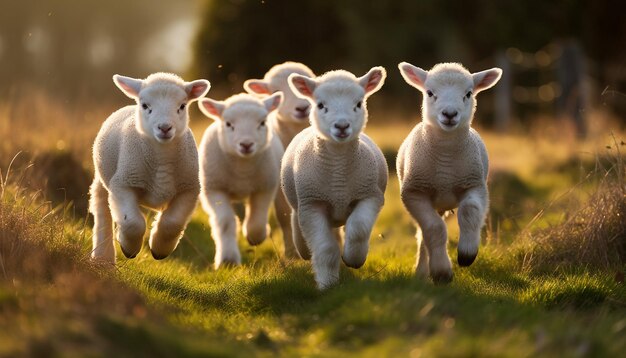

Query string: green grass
2 112 626 356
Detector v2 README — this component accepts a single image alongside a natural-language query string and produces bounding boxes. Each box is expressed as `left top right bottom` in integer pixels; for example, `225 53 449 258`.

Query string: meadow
0 92 625 357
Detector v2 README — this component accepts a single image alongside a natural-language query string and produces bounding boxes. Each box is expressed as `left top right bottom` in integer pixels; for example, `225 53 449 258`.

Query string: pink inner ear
292 78 313 97
117 81 139 97
188 83 208 99
201 101 220 117
404 67 424 87
365 71 383 92
248 82 271 94
476 71 500 90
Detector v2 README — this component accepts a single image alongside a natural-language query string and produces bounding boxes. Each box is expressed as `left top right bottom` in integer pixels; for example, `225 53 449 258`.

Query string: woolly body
397 62 501 283
244 61 316 258
198 93 284 268
282 68 388 289
90 72 210 263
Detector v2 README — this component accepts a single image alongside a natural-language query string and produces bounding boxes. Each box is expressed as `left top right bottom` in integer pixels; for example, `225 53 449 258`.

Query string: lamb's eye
226 122 233 129
179 103 186 111
317 102 324 110
259 120 266 128
465 91 472 99
356 101 362 109
142 103 149 110
426 90 434 98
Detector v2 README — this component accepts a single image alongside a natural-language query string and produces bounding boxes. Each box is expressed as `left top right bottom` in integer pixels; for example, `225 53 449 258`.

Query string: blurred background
1 0 625 136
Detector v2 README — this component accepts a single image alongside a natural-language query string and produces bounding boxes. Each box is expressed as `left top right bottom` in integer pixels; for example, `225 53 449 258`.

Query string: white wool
89 72 210 264
282 67 388 289
397 61 501 283
243 61 316 258
197 92 284 268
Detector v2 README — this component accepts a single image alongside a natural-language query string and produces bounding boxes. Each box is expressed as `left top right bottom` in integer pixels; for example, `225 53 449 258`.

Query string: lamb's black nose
296 105 310 113
334 122 350 131
158 124 172 133
442 110 458 120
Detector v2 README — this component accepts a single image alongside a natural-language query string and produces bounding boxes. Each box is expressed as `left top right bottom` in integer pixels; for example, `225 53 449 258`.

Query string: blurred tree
0 0 194 104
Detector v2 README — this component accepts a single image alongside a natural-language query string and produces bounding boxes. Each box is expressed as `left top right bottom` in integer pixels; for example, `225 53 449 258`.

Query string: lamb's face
221 103 272 157
422 73 475 131
244 66 314 123
137 85 190 143
271 74 312 123
288 67 386 143
113 74 210 144
199 93 282 158
311 81 366 143
398 62 502 132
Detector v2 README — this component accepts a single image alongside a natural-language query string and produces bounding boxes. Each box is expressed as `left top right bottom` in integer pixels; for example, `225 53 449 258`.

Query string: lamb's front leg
108 186 146 259
457 186 488 266
201 190 240 268
299 204 340 289
402 191 452 283
243 190 275 246
342 197 382 268
149 189 199 260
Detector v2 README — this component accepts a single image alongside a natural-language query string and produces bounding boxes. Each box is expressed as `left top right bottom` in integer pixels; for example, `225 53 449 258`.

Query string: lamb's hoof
431 271 453 285
342 255 366 269
458 252 477 267
151 250 169 260
119 245 138 259
215 261 240 270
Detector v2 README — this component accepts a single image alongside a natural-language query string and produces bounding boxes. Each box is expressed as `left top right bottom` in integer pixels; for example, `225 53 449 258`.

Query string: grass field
1 95 625 356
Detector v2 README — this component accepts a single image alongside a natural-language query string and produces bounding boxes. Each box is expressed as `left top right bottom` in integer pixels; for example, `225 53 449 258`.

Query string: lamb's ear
198 98 225 121
288 73 316 99
244 79 271 95
113 75 143 99
185 79 211 101
263 92 283 112
473 68 502 94
398 62 428 91
359 66 386 96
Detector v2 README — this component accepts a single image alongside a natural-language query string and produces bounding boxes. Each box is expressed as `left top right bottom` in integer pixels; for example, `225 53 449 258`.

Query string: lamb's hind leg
342 198 381 268
90 179 115 264
201 190 240 269
415 227 430 279
299 204 339 289
149 189 198 260
291 210 311 260
457 187 488 266
274 191 298 259
402 192 452 283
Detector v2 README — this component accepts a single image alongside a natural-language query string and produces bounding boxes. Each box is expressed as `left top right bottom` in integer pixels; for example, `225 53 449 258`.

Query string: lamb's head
398 62 501 132
288 67 386 143
244 62 315 123
113 73 210 143
198 93 282 158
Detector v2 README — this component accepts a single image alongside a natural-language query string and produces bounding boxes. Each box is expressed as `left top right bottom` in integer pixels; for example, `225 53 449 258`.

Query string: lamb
90 73 210 264
281 67 388 289
244 61 316 259
396 62 502 283
197 92 284 269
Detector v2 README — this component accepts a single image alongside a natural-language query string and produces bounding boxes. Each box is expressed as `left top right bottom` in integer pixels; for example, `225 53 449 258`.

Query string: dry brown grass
519 138 626 272
0 173 147 356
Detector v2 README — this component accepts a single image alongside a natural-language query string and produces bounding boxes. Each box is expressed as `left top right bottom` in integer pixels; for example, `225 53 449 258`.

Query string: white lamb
244 61 315 259
282 67 388 289
197 92 284 269
90 73 210 263
397 62 502 283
